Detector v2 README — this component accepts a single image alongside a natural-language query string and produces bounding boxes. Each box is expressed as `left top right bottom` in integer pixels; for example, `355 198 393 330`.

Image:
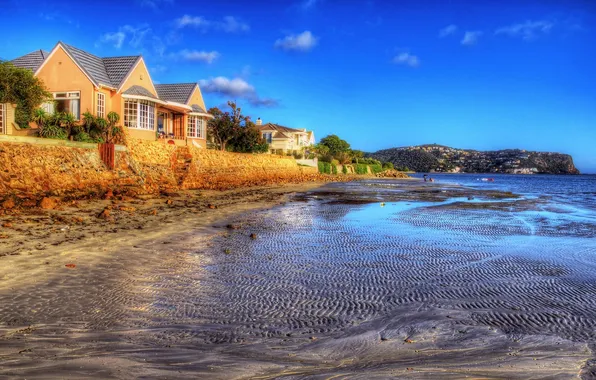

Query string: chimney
256 118 262 126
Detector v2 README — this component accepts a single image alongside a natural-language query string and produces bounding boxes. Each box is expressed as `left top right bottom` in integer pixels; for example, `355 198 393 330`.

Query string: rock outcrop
368 145 579 174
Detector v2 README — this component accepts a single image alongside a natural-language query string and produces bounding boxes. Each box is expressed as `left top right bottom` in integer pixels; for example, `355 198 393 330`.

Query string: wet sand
1 179 595 379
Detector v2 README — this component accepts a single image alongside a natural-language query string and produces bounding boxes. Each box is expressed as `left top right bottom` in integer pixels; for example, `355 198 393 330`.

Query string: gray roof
10 50 50 71
155 83 197 104
61 43 115 88
257 123 304 133
102 56 141 88
191 104 207 113
123 85 158 99
11 42 141 89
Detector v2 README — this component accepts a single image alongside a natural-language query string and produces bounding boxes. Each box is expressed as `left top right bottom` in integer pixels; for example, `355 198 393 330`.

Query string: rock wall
0 139 320 199
0 142 139 197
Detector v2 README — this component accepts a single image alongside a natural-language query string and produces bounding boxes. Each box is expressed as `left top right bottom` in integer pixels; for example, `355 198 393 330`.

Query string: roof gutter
122 94 167 105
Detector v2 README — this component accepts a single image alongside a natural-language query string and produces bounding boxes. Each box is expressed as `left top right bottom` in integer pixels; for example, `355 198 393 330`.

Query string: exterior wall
94 88 112 118
127 128 156 141
188 137 206 148
36 46 95 117
3 104 16 135
118 59 157 96
187 86 206 110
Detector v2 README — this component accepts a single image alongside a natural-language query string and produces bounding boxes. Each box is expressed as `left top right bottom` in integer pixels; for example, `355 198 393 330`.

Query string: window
262 132 272 144
124 99 155 130
0 103 4 134
97 93 105 118
187 116 206 138
52 91 80 120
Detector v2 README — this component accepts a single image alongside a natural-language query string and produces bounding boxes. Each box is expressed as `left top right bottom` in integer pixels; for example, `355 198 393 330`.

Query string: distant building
255 118 315 154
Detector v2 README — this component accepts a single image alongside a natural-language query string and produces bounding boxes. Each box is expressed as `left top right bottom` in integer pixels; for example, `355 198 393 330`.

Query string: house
255 119 315 154
3 41 212 146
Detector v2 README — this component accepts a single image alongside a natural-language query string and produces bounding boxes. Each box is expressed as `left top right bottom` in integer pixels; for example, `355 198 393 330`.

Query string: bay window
187 116 205 138
124 99 156 130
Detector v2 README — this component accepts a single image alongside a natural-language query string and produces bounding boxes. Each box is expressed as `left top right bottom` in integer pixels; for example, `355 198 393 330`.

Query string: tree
319 134 351 157
351 149 365 164
207 101 255 151
228 120 269 153
0 61 51 127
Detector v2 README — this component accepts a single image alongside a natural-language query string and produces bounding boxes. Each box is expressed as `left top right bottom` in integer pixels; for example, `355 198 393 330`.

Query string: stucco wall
187 86 206 110
36 46 95 117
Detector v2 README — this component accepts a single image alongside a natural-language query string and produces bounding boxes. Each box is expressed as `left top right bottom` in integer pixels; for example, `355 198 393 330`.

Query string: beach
1 177 595 379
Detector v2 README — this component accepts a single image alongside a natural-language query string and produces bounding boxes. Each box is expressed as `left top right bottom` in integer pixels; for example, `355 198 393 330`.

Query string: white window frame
124 99 156 131
187 116 206 138
51 91 80 119
0 103 5 135
97 92 105 118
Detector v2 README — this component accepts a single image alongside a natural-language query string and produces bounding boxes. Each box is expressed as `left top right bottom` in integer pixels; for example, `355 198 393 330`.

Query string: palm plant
61 112 77 139
82 112 95 134
33 108 47 128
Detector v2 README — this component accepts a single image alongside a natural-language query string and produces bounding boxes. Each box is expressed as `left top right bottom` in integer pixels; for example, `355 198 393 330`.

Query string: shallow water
2 178 596 378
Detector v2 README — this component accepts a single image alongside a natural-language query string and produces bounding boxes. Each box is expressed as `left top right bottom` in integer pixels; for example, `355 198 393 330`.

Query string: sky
1 0 595 172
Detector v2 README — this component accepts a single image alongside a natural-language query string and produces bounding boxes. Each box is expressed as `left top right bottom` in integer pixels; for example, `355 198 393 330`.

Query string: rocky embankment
368 144 579 174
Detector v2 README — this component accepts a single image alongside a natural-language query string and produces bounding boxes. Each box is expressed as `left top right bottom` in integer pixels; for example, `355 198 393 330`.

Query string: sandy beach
1 178 595 379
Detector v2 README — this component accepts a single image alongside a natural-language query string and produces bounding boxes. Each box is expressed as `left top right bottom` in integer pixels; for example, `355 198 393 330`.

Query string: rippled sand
1 180 596 379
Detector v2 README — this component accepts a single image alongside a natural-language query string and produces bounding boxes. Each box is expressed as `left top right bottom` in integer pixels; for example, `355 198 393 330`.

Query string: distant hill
368 145 580 174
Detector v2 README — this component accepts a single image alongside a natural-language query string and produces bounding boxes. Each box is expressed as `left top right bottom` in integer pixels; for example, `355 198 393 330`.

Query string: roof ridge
102 55 142 60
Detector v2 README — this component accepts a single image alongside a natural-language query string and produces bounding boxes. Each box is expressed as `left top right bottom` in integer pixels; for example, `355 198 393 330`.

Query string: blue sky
1 0 595 172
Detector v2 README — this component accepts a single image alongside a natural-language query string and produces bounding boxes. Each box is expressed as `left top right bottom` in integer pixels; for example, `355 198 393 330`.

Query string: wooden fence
99 143 115 170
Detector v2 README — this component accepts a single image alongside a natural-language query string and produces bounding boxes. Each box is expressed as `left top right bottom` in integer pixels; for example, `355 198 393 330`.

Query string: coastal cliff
368 145 580 174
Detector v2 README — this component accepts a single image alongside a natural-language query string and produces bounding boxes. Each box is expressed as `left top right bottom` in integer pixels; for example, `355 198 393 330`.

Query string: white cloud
138 0 173 9
100 31 126 49
439 24 458 37
495 20 554 41
393 53 420 67
98 25 151 49
173 49 220 64
274 31 318 52
199 77 279 107
461 31 483 45
175 15 250 33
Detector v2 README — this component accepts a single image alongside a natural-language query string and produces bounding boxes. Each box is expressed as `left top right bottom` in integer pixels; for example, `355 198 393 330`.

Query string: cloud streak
171 49 220 63
274 31 318 52
495 20 554 40
439 24 458 38
175 15 250 33
393 53 420 67
461 31 483 45
199 77 279 107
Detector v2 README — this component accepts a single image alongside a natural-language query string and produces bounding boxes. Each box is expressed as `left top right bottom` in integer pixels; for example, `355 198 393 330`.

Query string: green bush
318 161 332 174
293 152 304 159
307 153 316 159
382 162 394 170
275 149 284 155
342 165 348 174
332 163 338 175
73 131 97 143
38 124 67 140
355 164 369 175
357 157 381 165
370 164 383 174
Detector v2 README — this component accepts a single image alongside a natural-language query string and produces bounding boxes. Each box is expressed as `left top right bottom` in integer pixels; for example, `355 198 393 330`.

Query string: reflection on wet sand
1 180 595 379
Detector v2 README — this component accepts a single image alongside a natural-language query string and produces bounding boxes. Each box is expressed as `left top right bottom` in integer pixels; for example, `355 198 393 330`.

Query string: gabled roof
155 83 197 104
102 56 141 88
122 85 159 99
17 42 141 89
10 50 50 71
273 132 291 139
257 123 304 134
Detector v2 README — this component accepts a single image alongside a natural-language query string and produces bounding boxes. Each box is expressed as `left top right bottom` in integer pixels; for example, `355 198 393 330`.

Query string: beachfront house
5 42 212 146
255 119 315 155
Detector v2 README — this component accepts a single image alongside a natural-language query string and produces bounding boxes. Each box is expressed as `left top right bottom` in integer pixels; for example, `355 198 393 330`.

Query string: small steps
172 146 192 186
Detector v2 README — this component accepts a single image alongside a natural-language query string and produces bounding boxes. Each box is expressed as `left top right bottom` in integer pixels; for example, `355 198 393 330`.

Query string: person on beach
423 174 428 182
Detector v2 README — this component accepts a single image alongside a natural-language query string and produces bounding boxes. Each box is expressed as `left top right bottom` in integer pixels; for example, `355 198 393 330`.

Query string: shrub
307 153 316 159
370 164 383 174
331 159 340 166
382 162 394 170
318 161 331 174
358 157 381 165
332 163 338 175
342 165 348 174
73 131 94 142
293 152 304 159
38 124 67 140
355 164 369 175
275 149 284 156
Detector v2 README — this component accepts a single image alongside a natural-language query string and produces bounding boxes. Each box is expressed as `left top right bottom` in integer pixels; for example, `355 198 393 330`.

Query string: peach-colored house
6 42 212 146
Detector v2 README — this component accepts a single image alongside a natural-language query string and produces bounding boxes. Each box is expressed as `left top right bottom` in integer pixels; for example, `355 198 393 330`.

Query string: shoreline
1 178 594 379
